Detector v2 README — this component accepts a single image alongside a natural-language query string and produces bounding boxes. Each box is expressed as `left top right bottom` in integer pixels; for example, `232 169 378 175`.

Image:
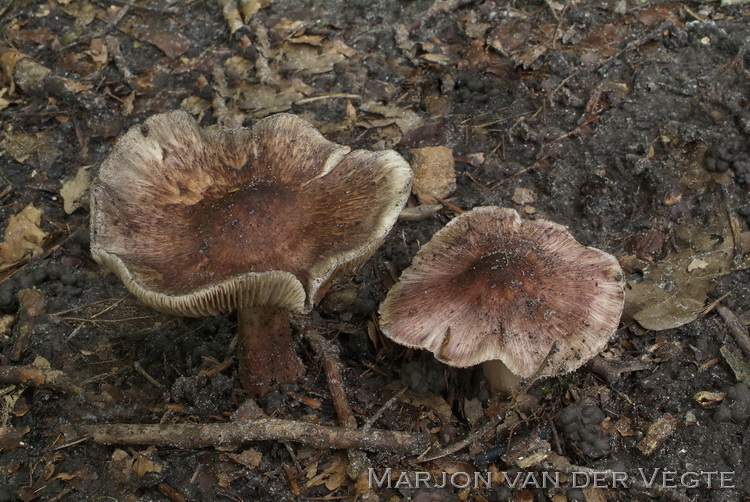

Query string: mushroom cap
379 207 624 379
90 110 412 317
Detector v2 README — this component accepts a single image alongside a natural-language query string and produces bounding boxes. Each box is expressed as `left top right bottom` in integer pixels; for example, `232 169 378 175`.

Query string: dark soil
1 1 749 501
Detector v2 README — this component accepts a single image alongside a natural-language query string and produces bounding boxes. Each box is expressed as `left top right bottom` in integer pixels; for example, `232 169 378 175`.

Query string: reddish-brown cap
379 207 624 379
90 110 412 316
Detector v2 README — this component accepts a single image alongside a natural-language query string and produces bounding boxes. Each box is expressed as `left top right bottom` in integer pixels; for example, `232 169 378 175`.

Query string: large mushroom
90 110 412 396
379 206 624 396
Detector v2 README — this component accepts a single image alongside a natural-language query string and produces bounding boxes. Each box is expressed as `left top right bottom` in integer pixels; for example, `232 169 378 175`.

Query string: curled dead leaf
60 166 92 214
0 204 47 265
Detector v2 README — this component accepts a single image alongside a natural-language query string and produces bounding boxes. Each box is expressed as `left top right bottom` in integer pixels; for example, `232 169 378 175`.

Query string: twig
304 327 368 478
717 305 750 357
586 355 650 385
304 328 355 428
295 93 362 105
133 361 165 390
0 365 81 394
363 385 408 430
81 420 430 453
434 197 464 214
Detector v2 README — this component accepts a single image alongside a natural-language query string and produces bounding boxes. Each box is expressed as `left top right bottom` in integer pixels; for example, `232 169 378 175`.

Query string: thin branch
82 420 429 454
0 365 82 394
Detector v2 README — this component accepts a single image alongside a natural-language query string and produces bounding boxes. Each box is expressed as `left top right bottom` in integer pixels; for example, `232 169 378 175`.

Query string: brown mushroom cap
91 110 412 316
379 207 624 379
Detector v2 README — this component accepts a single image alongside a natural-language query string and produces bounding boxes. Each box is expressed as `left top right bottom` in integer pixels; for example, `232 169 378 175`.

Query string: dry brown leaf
224 55 254 75
130 25 190 58
399 388 454 424
86 38 108 66
0 426 29 450
411 146 456 204
304 453 348 491
239 0 273 22
512 187 537 205
637 413 678 456
0 88 10 110
121 90 135 116
623 205 748 330
181 95 212 115
0 204 47 265
2 130 55 165
358 102 422 135
277 38 357 75
225 448 262 468
133 447 163 478
62 79 93 93
60 166 92 214
0 47 26 94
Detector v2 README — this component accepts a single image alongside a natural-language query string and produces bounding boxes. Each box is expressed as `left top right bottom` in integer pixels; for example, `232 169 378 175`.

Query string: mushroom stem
482 359 523 398
237 307 304 396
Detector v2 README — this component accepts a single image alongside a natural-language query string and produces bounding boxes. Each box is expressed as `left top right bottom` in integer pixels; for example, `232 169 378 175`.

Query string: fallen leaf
0 426 29 450
637 413 678 456
720 346 750 387
85 38 108 66
2 130 57 167
133 447 163 478
0 205 48 265
225 448 262 468
0 87 11 110
130 25 190 58
411 146 456 204
181 95 212 115
62 79 93 93
623 204 747 330
694 390 726 407
512 187 537 205
239 0 274 22
60 166 92 214
358 102 423 137
304 453 348 492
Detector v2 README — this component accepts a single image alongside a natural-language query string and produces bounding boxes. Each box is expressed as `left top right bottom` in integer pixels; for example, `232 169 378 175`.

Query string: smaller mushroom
379 207 624 396
91 110 412 396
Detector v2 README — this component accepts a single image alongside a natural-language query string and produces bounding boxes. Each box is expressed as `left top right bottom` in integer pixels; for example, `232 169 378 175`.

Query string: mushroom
90 110 412 396
379 206 624 396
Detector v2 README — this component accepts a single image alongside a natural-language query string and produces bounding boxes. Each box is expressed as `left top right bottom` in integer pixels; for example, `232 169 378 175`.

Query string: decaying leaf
410 145 456 204
130 25 190 58
720 346 750 387
358 102 423 135
623 208 748 331
108 446 163 484
2 129 57 167
0 425 29 450
277 38 357 75
399 388 454 424
224 448 262 468
239 0 274 22
60 166 92 214
304 453 348 492
637 413 678 456
0 204 48 265
181 95 212 115
0 87 10 110
694 390 726 407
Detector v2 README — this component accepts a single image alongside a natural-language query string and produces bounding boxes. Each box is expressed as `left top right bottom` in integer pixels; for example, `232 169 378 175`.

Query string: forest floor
1 0 750 501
